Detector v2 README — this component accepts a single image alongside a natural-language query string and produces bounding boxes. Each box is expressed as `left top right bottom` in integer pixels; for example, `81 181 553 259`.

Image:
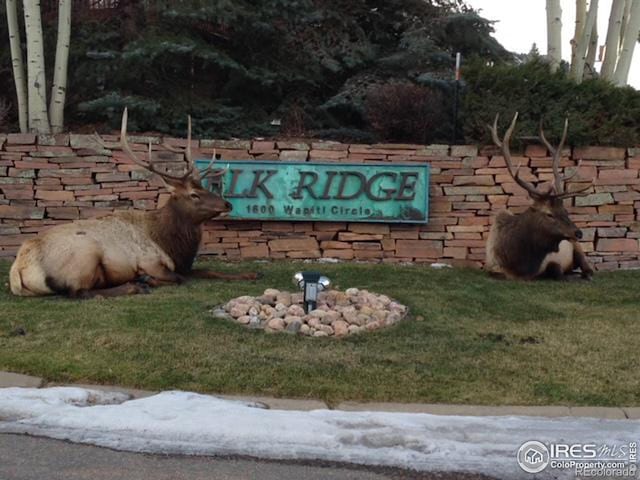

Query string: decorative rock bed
212 288 408 337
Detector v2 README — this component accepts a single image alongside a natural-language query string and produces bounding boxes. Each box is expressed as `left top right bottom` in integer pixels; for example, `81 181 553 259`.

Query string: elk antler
199 150 227 182
160 116 227 184
119 108 193 183
490 113 545 200
538 118 594 199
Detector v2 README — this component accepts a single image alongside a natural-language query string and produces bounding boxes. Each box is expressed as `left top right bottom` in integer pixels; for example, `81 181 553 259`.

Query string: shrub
364 82 449 144
462 58 640 147
0 98 10 131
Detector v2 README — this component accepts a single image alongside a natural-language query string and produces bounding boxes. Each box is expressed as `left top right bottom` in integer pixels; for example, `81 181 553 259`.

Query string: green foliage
1 0 506 141
5 1 636 146
462 58 640 147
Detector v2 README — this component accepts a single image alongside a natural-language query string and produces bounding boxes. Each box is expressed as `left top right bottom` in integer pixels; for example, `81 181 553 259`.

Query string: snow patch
0 387 637 480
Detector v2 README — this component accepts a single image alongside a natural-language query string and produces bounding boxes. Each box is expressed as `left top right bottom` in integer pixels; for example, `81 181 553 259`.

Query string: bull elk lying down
485 113 595 280
10 109 259 298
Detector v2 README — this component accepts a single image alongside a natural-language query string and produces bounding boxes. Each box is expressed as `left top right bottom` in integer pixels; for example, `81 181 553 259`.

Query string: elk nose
575 229 583 240
225 201 233 210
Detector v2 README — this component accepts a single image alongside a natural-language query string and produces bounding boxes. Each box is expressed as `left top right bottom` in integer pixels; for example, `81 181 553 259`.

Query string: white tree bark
619 0 633 50
585 18 598 78
571 0 587 70
571 0 598 83
612 0 640 86
546 0 563 72
49 0 71 133
22 0 50 133
600 0 626 80
6 0 28 133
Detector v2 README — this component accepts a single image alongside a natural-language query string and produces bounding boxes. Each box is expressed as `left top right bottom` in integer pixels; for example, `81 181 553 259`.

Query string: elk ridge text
224 169 421 201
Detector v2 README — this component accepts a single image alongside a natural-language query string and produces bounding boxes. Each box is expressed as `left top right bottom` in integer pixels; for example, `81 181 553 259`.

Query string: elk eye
190 192 200 201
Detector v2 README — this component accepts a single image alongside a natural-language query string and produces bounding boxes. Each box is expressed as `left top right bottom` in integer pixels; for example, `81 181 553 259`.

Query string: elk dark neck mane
495 208 565 278
146 200 202 274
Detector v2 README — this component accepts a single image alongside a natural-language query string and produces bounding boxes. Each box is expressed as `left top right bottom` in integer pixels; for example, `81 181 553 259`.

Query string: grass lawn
0 259 639 407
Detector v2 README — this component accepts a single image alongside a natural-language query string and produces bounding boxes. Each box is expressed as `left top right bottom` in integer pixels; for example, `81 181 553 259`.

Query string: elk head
118 108 232 223
490 113 594 243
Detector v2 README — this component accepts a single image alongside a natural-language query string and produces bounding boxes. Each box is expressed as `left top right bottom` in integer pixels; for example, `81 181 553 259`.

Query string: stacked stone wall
1 133 638 270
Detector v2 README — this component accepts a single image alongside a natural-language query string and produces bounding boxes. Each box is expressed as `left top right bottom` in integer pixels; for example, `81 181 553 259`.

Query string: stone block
286 249 321 259
337 232 383 241
240 244 269 258
452 175 495 186
575 193 614 207
395 239 442 258
7 133 37 145
347 223 390 234
323 249 354 259
0 205 45 219
443 186 503 195
279 150 308 161
36 189 75 202
597 238 638 252
450 145 478 157
574 146 626 161
269 237 319 252
320 241 351 249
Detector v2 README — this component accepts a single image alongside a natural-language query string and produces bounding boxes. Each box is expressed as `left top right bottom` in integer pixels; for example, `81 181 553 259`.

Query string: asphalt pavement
0 433 497 480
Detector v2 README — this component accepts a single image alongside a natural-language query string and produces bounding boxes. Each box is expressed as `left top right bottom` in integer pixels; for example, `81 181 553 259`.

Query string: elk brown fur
484 113 594 280
10 109 257 298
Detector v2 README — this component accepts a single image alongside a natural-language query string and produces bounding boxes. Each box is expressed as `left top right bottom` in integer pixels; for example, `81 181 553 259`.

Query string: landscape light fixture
293 271 331 313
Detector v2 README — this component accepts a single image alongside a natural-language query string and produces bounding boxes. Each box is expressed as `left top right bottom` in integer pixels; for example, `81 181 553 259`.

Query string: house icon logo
517 441 550 473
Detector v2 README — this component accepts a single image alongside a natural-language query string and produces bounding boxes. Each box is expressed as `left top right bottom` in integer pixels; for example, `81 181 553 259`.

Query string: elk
484 113 594 280
9 109 259 298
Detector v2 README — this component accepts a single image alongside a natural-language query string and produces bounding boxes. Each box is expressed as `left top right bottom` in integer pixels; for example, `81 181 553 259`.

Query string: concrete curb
0 371 637 419
0 371 44 388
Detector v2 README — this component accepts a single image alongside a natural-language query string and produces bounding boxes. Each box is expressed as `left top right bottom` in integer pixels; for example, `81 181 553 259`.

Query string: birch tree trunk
612 0 640 86
22 0 50 134
546 0 562 72
585 19 598 78
619 0 633 50
6 0 28 133
571 0 598 83
49 0 71 133
600 0 626 80
571 0 587 72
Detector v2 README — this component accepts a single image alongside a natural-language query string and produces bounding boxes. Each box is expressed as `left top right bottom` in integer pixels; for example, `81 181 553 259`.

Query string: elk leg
136 260 185 287
73 282 150 299
572 242 594 279
136 272 184 287
542 262 564 280
188 268 262 281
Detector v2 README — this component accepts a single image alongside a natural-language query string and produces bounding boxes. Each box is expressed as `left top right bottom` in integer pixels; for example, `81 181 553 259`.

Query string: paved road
0 434 497 480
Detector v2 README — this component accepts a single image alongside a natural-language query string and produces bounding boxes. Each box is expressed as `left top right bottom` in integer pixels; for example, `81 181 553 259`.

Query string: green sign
195 160 430 223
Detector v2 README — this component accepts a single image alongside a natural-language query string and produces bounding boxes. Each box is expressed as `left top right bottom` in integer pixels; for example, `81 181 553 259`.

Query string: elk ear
156 175 184 193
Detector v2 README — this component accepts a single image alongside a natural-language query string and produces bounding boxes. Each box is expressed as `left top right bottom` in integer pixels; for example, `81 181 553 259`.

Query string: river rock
267 318 285 331
300 324 311 336
333 320 349 337
211 308 228 319
286 319 302 334
276 292 292 307
219 287 408 337
316 324 334 335
284 315 302 325
230 304 250 317
287 305 305 317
